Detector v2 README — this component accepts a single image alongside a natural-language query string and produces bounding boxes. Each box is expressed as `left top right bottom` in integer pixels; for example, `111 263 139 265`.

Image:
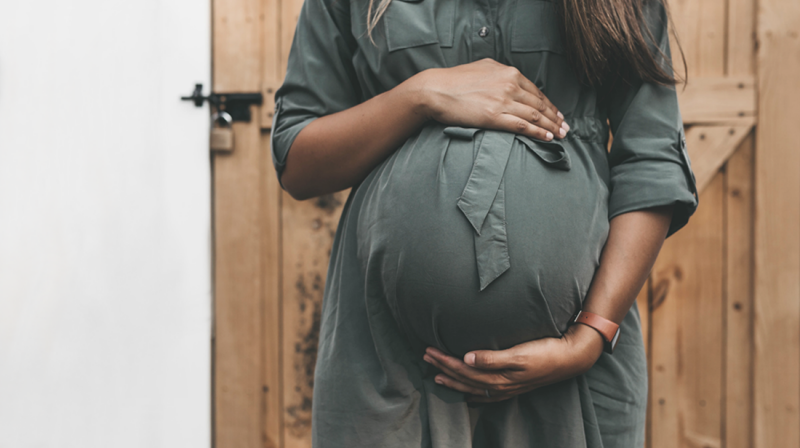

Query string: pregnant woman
271 0 698 445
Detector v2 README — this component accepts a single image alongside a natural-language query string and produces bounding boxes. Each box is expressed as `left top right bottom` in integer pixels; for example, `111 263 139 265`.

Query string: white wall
0 2 212 447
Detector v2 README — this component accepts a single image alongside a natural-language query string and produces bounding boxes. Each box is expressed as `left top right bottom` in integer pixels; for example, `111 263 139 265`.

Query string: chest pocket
384 0 455 52
510 0 565 54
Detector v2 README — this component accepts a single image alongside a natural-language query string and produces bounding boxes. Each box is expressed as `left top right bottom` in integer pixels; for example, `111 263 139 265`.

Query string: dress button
478 26 489 38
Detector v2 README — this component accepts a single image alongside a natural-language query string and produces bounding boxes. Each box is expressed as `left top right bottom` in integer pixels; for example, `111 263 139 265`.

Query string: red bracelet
571 310 621 354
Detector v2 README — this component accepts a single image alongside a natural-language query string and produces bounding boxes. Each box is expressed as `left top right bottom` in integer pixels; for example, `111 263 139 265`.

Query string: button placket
470 0 495 61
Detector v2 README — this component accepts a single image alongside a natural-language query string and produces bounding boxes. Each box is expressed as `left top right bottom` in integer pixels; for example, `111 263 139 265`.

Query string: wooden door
211 0 800 446
212 0 346 447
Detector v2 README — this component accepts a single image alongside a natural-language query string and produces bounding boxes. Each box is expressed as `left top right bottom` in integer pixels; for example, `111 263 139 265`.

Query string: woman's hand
422 323 604 402
412 58 569 141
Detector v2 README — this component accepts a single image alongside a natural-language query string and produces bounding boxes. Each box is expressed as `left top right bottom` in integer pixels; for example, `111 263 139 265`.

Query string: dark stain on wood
314 194 343 214
651 278 670 311
286 272 324 437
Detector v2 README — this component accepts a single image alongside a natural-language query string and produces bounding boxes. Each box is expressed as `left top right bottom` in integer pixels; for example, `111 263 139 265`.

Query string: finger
512 88 561 129
518 73 569 135
423 353 496 390
493 113 554 141
514 74 564 122
434 374 489 396
505 101 566 139
425 348 513 387
464 347 526 371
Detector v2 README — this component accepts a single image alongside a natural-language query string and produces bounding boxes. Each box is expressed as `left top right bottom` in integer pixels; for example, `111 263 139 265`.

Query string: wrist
402 68 440 121
564 323 605 371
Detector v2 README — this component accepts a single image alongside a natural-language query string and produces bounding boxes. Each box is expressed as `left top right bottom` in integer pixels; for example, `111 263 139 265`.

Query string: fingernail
557 111 564 119
546 131 554 140
465 353 476 366
559 128 566 137
562 121 570 131
434 377 444 385
423 355 433 363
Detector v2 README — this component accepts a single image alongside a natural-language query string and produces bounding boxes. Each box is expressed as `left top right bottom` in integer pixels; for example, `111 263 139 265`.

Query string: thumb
464 348 519 370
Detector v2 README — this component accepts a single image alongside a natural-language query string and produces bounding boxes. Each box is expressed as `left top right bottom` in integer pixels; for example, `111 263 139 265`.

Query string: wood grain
260 0 283 128
260 0 284 446
650 172 726 448
677 77 757 124
213 0 288 447
213 0 265 446
754 0 800 445
724 135 755 448
684 124 754 194
727 0 757 76
668 0 726 78
650 1 729 446
280 192 347 448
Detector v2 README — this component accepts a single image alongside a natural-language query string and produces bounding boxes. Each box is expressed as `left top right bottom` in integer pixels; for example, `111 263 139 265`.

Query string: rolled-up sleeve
605 0 698 237
270 0 362 188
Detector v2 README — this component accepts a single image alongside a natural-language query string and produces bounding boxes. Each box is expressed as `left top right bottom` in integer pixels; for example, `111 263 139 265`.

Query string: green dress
271 0 698 446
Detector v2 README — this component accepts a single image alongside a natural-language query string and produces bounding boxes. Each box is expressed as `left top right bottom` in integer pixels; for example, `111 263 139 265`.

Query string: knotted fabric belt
444 126 572 291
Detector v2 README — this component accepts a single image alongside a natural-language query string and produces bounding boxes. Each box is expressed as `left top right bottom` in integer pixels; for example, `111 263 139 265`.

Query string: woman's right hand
413 58 569 141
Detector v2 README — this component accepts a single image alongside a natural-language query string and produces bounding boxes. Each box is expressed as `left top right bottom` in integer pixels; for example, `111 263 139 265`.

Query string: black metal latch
181 83 263 122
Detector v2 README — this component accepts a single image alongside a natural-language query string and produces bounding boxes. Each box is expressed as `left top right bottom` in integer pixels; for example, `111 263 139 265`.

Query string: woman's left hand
423 323 606 402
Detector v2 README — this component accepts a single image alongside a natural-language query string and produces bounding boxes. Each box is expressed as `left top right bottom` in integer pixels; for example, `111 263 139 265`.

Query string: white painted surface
0 2 211 447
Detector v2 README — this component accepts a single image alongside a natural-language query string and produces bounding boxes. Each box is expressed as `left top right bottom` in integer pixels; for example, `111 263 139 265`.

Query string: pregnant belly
356 124 610 357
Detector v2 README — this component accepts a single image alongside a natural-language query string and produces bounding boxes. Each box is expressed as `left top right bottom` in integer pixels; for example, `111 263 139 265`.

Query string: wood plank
667 0 726 78
754 0 800 445
262 134 284 448
281 192 348 448
677 77 757 124
684 124 754 194
259 0 284 445
260 0 283 128
213 0 263 93
653 2 728 443
213 0 266 447
724 135 755 448
214 124 265 448
725 0 757 446
650 172 725 448
727 0 757 76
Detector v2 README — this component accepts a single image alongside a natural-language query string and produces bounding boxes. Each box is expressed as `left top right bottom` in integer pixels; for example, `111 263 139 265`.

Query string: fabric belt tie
444 126 572 291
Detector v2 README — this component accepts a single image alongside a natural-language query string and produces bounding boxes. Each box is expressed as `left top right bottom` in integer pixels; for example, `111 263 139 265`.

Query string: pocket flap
510 1 566 54
384 0 439 51
515 135 572 170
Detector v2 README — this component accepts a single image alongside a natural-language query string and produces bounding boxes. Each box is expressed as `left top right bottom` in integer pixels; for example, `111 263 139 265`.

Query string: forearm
280 74 431 200
583 205 674 326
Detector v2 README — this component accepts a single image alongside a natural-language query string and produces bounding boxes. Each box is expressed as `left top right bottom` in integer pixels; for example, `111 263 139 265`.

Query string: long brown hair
365 0 685 86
